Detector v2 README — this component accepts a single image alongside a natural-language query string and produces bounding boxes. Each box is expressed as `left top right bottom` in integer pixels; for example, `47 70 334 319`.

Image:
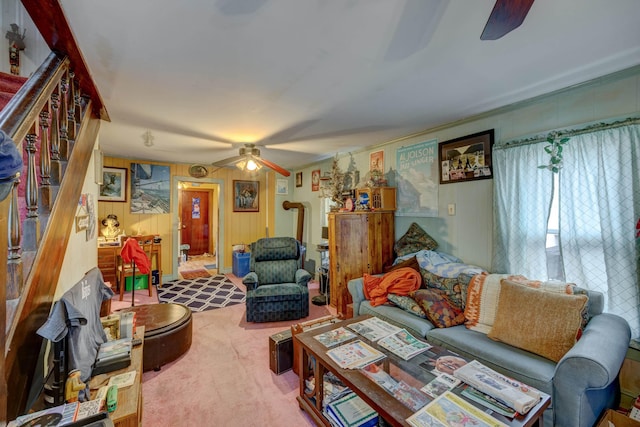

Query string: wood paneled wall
99 157 276 276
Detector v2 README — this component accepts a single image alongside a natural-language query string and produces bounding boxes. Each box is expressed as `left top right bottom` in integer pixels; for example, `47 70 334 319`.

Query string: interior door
180 189 210 256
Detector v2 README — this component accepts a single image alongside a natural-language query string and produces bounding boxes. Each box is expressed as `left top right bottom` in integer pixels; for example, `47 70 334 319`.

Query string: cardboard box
597 409 640 427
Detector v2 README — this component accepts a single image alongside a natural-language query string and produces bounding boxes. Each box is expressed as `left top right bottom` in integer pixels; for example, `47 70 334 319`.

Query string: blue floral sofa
243 237 311 322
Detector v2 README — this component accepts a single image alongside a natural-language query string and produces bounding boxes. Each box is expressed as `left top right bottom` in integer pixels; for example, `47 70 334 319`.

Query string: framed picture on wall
296 172 302 187
98 167 127 202
276 179 288 195
370 150 384 173
439 129 494 184
311 169 320 191
233 180 259 212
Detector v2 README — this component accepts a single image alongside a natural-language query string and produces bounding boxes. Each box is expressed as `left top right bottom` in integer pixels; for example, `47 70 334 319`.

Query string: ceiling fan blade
481 0 534 40
254 157 291 177
211 155 244 168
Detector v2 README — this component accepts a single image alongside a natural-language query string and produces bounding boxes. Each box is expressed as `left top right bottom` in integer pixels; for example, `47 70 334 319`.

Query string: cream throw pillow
488 280 588 362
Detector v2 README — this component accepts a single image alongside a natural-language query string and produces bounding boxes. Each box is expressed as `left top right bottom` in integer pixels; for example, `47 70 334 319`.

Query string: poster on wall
395 139 439 217
311 169 320 191
192 197 201 219
130 163 171 214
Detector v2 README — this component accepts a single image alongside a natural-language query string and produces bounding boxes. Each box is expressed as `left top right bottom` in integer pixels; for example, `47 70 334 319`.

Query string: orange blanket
363 267 422 306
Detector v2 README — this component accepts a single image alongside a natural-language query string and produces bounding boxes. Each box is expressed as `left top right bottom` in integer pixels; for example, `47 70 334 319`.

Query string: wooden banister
5 112 101 419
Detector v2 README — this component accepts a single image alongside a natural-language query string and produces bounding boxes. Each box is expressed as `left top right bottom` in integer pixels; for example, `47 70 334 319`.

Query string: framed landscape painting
99 167 127 202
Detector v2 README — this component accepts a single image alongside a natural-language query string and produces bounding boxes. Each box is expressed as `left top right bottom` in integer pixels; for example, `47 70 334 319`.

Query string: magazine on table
419 346 469 376
346 317 401 342
360 364 429 412
314 327 357 348
326 340 386 369
406 391 508 427
377 329 431 360
461 385 518 418
453 360 541 414
420 372 461 399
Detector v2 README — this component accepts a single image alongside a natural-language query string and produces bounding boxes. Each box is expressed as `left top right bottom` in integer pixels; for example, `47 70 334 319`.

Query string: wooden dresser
328 211 395 318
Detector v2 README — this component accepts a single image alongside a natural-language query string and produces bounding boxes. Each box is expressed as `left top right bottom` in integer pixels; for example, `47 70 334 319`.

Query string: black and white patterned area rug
157 275 245 312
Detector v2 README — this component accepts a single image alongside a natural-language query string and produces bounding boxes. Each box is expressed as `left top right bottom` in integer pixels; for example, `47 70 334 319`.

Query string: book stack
324 392 378 427
93 338 132 375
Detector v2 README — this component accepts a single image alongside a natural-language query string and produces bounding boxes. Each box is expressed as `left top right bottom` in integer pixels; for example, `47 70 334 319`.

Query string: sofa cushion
420 269 465 310
387 293 427 319
464 273 512 334
394 222 438 257
488 280 588 362
410 289 465 328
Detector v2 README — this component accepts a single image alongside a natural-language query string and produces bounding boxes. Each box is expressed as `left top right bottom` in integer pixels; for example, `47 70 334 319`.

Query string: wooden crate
355 187 396 211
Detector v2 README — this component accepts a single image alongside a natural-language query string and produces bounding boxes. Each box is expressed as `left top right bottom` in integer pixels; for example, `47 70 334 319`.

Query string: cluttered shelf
89 326 145 427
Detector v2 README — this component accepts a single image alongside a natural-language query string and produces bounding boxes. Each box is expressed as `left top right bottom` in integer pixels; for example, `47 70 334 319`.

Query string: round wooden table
118 303 193 372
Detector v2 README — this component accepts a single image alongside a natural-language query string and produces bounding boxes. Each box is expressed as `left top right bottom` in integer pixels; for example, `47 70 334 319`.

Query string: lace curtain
560 124 640 339
493 122 640 339
492 141 552 278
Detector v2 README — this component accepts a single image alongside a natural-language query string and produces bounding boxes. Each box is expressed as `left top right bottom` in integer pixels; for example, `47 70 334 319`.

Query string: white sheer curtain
559 124 640 338
492 141 553 278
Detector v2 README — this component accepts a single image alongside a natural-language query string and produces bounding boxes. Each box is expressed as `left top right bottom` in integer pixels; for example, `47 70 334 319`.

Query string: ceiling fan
481 0 535 40
211 143 291 177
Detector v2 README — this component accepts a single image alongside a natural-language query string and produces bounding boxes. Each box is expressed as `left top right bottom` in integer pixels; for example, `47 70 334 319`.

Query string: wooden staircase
1 1 108 421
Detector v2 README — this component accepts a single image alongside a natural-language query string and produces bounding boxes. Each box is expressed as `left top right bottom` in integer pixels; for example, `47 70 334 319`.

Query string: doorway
178 183 219 275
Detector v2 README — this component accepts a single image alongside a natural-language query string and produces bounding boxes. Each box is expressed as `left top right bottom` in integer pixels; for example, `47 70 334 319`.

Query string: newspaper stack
453 360 541 414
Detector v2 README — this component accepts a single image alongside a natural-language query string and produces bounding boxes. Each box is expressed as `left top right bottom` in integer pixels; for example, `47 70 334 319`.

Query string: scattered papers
314 327 357 348
347 317 401 341
377 329 431 360
360 363 429 412
326 340 386 369
108 371 137 388
406 391 508 427
420 373 461 399
453 360 541 414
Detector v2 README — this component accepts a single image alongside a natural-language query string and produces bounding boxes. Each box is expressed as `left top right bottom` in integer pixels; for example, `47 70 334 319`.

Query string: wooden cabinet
98 246 119 285
328 211 395 318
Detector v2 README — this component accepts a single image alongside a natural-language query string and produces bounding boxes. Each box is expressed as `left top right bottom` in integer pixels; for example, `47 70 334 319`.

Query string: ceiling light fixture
143 130 154 147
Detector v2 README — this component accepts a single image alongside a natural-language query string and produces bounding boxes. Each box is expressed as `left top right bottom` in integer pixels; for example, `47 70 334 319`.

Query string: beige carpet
139 275 336 426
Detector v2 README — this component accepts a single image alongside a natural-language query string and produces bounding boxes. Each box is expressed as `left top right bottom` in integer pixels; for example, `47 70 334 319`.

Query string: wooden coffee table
294 315 550 427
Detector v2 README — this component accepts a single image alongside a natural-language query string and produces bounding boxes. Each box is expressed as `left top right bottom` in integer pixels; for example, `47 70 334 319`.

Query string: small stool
179 244 190 262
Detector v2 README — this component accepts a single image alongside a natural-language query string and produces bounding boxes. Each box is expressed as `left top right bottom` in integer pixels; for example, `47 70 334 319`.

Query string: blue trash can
232 251 251 277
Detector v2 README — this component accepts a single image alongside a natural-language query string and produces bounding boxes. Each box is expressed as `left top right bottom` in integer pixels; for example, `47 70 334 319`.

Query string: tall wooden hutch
328 211 395 317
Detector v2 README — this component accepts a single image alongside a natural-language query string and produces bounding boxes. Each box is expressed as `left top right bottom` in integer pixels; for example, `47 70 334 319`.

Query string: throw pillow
384 256 421 275
488 280 588 362
387 293 427 319
394 222 438 257
410 289 465 328
464 273 514 334
420 269 465 310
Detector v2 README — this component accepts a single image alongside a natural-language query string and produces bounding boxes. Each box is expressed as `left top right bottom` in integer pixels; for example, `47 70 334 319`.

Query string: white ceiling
60 0 640 172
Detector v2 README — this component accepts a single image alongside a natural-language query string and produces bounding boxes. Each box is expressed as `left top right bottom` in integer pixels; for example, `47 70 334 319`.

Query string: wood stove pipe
282 201 305 244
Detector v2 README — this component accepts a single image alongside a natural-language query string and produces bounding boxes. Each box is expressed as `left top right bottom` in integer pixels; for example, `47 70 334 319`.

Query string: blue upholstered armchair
243 237 311 322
